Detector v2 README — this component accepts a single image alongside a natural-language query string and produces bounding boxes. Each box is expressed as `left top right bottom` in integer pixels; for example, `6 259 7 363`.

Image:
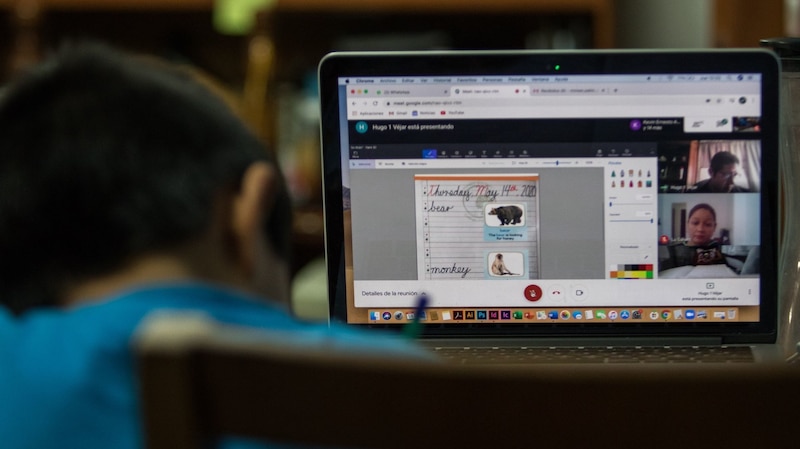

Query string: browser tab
347 85 451 97
452 85 528 97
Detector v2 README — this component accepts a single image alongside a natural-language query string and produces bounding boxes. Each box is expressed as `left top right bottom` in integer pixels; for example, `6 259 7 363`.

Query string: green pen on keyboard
403 293 428 339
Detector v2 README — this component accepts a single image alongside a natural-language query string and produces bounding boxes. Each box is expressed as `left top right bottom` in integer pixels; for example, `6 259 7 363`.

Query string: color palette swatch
610 264 654 279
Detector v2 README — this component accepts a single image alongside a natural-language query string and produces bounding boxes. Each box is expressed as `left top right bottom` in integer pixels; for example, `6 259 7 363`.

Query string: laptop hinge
422 336 725 348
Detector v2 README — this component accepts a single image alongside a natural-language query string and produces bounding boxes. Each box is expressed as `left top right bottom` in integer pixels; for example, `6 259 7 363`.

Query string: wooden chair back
137 315 800 449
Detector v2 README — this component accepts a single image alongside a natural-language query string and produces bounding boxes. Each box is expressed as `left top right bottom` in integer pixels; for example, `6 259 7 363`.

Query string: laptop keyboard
433 345 755 364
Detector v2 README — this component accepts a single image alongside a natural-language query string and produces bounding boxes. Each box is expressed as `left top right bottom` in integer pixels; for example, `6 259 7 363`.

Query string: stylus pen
403 293 428 339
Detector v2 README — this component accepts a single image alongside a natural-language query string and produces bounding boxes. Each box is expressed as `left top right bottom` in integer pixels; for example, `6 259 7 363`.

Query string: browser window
337 74 763 324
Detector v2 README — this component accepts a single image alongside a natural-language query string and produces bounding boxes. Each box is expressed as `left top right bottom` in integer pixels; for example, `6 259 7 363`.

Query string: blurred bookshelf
0 0 616 274
0 0 789 276
255 0 616 273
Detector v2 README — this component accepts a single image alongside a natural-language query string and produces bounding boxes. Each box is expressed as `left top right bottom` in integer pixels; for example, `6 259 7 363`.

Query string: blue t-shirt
0 282 430 449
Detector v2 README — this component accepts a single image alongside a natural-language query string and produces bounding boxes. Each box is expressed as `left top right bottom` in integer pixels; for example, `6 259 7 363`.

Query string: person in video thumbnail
691 151 748 193
667 203 725 268
687 203 718 247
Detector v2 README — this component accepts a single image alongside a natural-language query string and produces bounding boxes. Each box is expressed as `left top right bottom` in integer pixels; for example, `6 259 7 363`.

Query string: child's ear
230 161 279 277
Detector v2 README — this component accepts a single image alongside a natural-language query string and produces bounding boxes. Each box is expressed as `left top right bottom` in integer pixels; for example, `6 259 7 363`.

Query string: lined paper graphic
415 174 541 280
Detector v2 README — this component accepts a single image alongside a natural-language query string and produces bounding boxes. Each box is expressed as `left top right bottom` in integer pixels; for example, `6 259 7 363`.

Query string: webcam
545 63 562 72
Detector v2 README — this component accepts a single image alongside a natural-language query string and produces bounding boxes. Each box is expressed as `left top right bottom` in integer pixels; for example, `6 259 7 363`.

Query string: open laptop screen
318 50 779 342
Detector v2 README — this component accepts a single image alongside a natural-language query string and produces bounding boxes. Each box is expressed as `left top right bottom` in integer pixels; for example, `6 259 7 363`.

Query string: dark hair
688 203 716 222
709 151 739 173
0 43 291 314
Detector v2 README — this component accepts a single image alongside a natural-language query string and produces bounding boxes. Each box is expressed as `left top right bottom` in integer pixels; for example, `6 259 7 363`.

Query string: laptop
317 49 786 364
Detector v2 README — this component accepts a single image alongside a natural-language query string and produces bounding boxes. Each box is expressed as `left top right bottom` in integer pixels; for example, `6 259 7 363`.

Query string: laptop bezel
318 49 780 344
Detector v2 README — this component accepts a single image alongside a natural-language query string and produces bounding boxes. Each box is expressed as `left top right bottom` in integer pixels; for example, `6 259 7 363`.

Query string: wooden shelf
0 0 213 10
266 0 614 48
272 0 610 13
1 0 615 83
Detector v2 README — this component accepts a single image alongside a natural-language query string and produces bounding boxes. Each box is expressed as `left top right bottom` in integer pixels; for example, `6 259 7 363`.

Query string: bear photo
486 204 524 226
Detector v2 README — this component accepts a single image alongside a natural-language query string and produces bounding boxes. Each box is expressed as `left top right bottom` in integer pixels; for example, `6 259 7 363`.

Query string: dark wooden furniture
137 315 800 449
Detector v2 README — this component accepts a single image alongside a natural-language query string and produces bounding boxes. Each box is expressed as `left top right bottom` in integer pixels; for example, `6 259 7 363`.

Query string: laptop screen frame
318 49 780 343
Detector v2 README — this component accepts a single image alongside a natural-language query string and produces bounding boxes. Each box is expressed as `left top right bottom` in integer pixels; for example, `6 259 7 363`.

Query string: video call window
658 139 761 194
657 139 761 279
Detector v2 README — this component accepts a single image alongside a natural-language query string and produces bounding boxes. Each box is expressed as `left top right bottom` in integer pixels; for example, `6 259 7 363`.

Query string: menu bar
341 73 762 86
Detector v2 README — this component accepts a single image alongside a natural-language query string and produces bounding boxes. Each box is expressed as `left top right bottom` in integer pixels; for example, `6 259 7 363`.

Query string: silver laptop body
318 49 787 364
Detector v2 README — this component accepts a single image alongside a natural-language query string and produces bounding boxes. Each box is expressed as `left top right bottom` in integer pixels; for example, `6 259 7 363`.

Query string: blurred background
0 0 787 293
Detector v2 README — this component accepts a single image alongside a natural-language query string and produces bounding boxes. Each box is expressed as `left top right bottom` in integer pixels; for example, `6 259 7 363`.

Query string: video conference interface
337 77 764 324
